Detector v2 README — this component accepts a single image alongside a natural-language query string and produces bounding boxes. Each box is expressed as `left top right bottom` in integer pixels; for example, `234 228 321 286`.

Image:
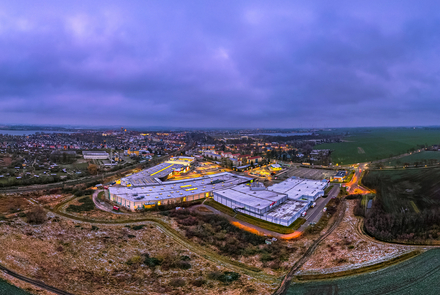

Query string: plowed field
288 249 440 295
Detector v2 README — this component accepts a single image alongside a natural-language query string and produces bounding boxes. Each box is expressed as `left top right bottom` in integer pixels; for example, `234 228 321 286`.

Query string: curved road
0 264 74 295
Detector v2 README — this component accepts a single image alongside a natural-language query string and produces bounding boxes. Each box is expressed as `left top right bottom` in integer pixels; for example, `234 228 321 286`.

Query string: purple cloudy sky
1 0 440 128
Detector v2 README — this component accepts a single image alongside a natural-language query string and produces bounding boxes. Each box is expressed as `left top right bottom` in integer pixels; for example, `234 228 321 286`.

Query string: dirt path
273 199 347 295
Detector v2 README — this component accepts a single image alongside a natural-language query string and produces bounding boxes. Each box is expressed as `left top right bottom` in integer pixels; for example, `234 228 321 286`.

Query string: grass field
0 279 30 295
386 151 440 167
288 249 440 295
362 169 440 213
317 128 440 164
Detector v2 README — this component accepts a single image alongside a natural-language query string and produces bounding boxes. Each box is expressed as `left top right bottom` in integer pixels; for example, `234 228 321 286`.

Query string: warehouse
213 183 288 215
211 176 329 226
120 161 190 186
268 177 328 201
82 151 109 160
107 172 252 211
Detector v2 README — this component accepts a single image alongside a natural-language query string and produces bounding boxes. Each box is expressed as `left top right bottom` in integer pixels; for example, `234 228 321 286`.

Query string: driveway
92 190 125 214
298 185 340 231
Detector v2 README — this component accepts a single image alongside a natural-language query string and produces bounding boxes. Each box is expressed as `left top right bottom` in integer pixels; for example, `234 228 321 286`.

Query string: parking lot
282 166 338 180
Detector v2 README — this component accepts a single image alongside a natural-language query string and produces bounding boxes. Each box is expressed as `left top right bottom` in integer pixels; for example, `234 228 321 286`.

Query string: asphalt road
345 163 370 194
298 185 340 231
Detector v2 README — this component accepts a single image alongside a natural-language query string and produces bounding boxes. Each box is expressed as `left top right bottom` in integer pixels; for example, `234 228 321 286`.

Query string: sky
1 0 440 129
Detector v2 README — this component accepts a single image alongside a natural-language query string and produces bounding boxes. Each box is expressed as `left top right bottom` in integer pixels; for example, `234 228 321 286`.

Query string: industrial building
332 170 347 182
120 156 195 186
82 151 109 160
107 172 252 211
212 177 329 226
268 177 328 201
213 183 288 216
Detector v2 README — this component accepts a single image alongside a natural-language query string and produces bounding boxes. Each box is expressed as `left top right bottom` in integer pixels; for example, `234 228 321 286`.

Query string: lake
0 130 76 136
246 132 313 137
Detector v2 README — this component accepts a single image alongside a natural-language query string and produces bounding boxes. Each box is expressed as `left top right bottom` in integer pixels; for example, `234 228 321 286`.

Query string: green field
317 128 440 164
362 169 440 213
288 249 440 295
386 151 440 167
0 279 30 295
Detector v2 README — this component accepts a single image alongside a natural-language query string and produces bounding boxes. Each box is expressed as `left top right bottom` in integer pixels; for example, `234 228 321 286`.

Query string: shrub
126 255 142 266
268 259 282 269
218 272 240 283
26 207 47 224
91 225 99 231
207 271 223 280
160 252 180 270
176 261 191 270
260 252 274 263
244 286 257 293
180 255 191 261
66 197 95 213
143 254 161 268
191 278 206 287
131 225 146 230
169 278 186 287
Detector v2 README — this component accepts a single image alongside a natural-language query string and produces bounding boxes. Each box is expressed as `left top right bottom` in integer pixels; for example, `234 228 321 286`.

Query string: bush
66 197 95 213
126 255 142 266
207 271 223 280
260 252 274 263
143 254 161 268
176 260 191 270
180 255 191 261
169 278 186 287
160 252 180 270
191 278 206 287
131 225 146 230
26 207 47 224
269 260 281 270
218 272 240 283
208 271 240 283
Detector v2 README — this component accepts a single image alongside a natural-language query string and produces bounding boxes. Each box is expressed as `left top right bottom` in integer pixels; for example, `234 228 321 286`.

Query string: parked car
113 206 120 211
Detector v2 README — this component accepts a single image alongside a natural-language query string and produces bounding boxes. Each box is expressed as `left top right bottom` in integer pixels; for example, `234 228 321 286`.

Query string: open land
317 128 440 164
298 200 410 274
0 215 276 295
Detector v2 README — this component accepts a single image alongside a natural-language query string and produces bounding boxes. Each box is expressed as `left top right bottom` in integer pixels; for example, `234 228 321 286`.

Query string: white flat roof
266 200 308 219
214 184 287 210
268 177 328 200
121 162 188 186
110 172 252 203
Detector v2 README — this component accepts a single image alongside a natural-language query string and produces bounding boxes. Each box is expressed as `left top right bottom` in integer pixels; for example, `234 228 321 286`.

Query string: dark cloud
1 0 440 128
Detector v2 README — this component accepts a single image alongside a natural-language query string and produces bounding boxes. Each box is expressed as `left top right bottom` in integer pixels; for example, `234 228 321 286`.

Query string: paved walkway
92 190 125 214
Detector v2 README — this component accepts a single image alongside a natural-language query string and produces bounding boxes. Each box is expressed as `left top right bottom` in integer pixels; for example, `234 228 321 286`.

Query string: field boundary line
294 250 422 281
